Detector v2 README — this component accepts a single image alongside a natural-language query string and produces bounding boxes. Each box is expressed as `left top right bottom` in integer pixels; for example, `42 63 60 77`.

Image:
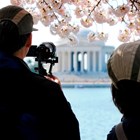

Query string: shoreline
55 72 111 88
61 83 111 88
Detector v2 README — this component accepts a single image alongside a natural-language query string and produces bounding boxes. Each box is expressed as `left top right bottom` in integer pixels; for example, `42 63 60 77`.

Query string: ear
25 33 32 48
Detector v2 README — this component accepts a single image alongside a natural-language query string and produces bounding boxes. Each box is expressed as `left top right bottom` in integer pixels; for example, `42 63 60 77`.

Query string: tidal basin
62 87 122 140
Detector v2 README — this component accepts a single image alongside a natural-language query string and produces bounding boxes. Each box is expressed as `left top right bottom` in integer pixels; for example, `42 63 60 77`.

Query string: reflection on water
62 87 122 140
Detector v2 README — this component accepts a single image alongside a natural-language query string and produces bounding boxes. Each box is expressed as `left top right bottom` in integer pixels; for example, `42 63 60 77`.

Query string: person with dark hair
106 40 140 140
0 5 80 140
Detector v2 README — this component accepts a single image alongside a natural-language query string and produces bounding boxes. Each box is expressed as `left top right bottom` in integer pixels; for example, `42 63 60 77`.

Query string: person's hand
44 74 61 86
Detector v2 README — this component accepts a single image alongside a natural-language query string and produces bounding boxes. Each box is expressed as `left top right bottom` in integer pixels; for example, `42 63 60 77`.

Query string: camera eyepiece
36 43 51 61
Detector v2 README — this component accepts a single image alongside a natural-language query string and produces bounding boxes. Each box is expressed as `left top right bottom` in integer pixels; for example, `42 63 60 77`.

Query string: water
62 87 122 140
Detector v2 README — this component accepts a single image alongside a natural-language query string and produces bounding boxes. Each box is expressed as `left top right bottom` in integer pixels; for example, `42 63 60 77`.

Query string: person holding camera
0 5 80 140
106 40 140 140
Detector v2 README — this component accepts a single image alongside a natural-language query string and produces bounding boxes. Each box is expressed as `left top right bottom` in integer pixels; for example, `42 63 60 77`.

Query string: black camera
27 42 58 63
27 42 58 75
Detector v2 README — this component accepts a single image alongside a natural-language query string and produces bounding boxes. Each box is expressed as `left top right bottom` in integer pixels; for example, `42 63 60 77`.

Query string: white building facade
54 39 114 74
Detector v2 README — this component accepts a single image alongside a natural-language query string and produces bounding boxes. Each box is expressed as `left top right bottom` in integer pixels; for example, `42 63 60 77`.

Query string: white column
99 51 102 72
62 51 66 72
81 51 84 73
93 51 96 72
67 51 71 72
87 51 90 72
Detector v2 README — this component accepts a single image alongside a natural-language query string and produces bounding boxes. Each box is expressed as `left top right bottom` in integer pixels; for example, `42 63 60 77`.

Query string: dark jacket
107 116 140 140
0 51 80 140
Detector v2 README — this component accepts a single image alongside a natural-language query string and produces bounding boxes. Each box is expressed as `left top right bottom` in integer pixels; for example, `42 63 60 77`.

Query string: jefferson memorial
54 30 115 74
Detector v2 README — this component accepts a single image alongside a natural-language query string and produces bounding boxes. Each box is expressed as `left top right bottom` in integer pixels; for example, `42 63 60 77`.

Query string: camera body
27 42 58 64
27 42 58 75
